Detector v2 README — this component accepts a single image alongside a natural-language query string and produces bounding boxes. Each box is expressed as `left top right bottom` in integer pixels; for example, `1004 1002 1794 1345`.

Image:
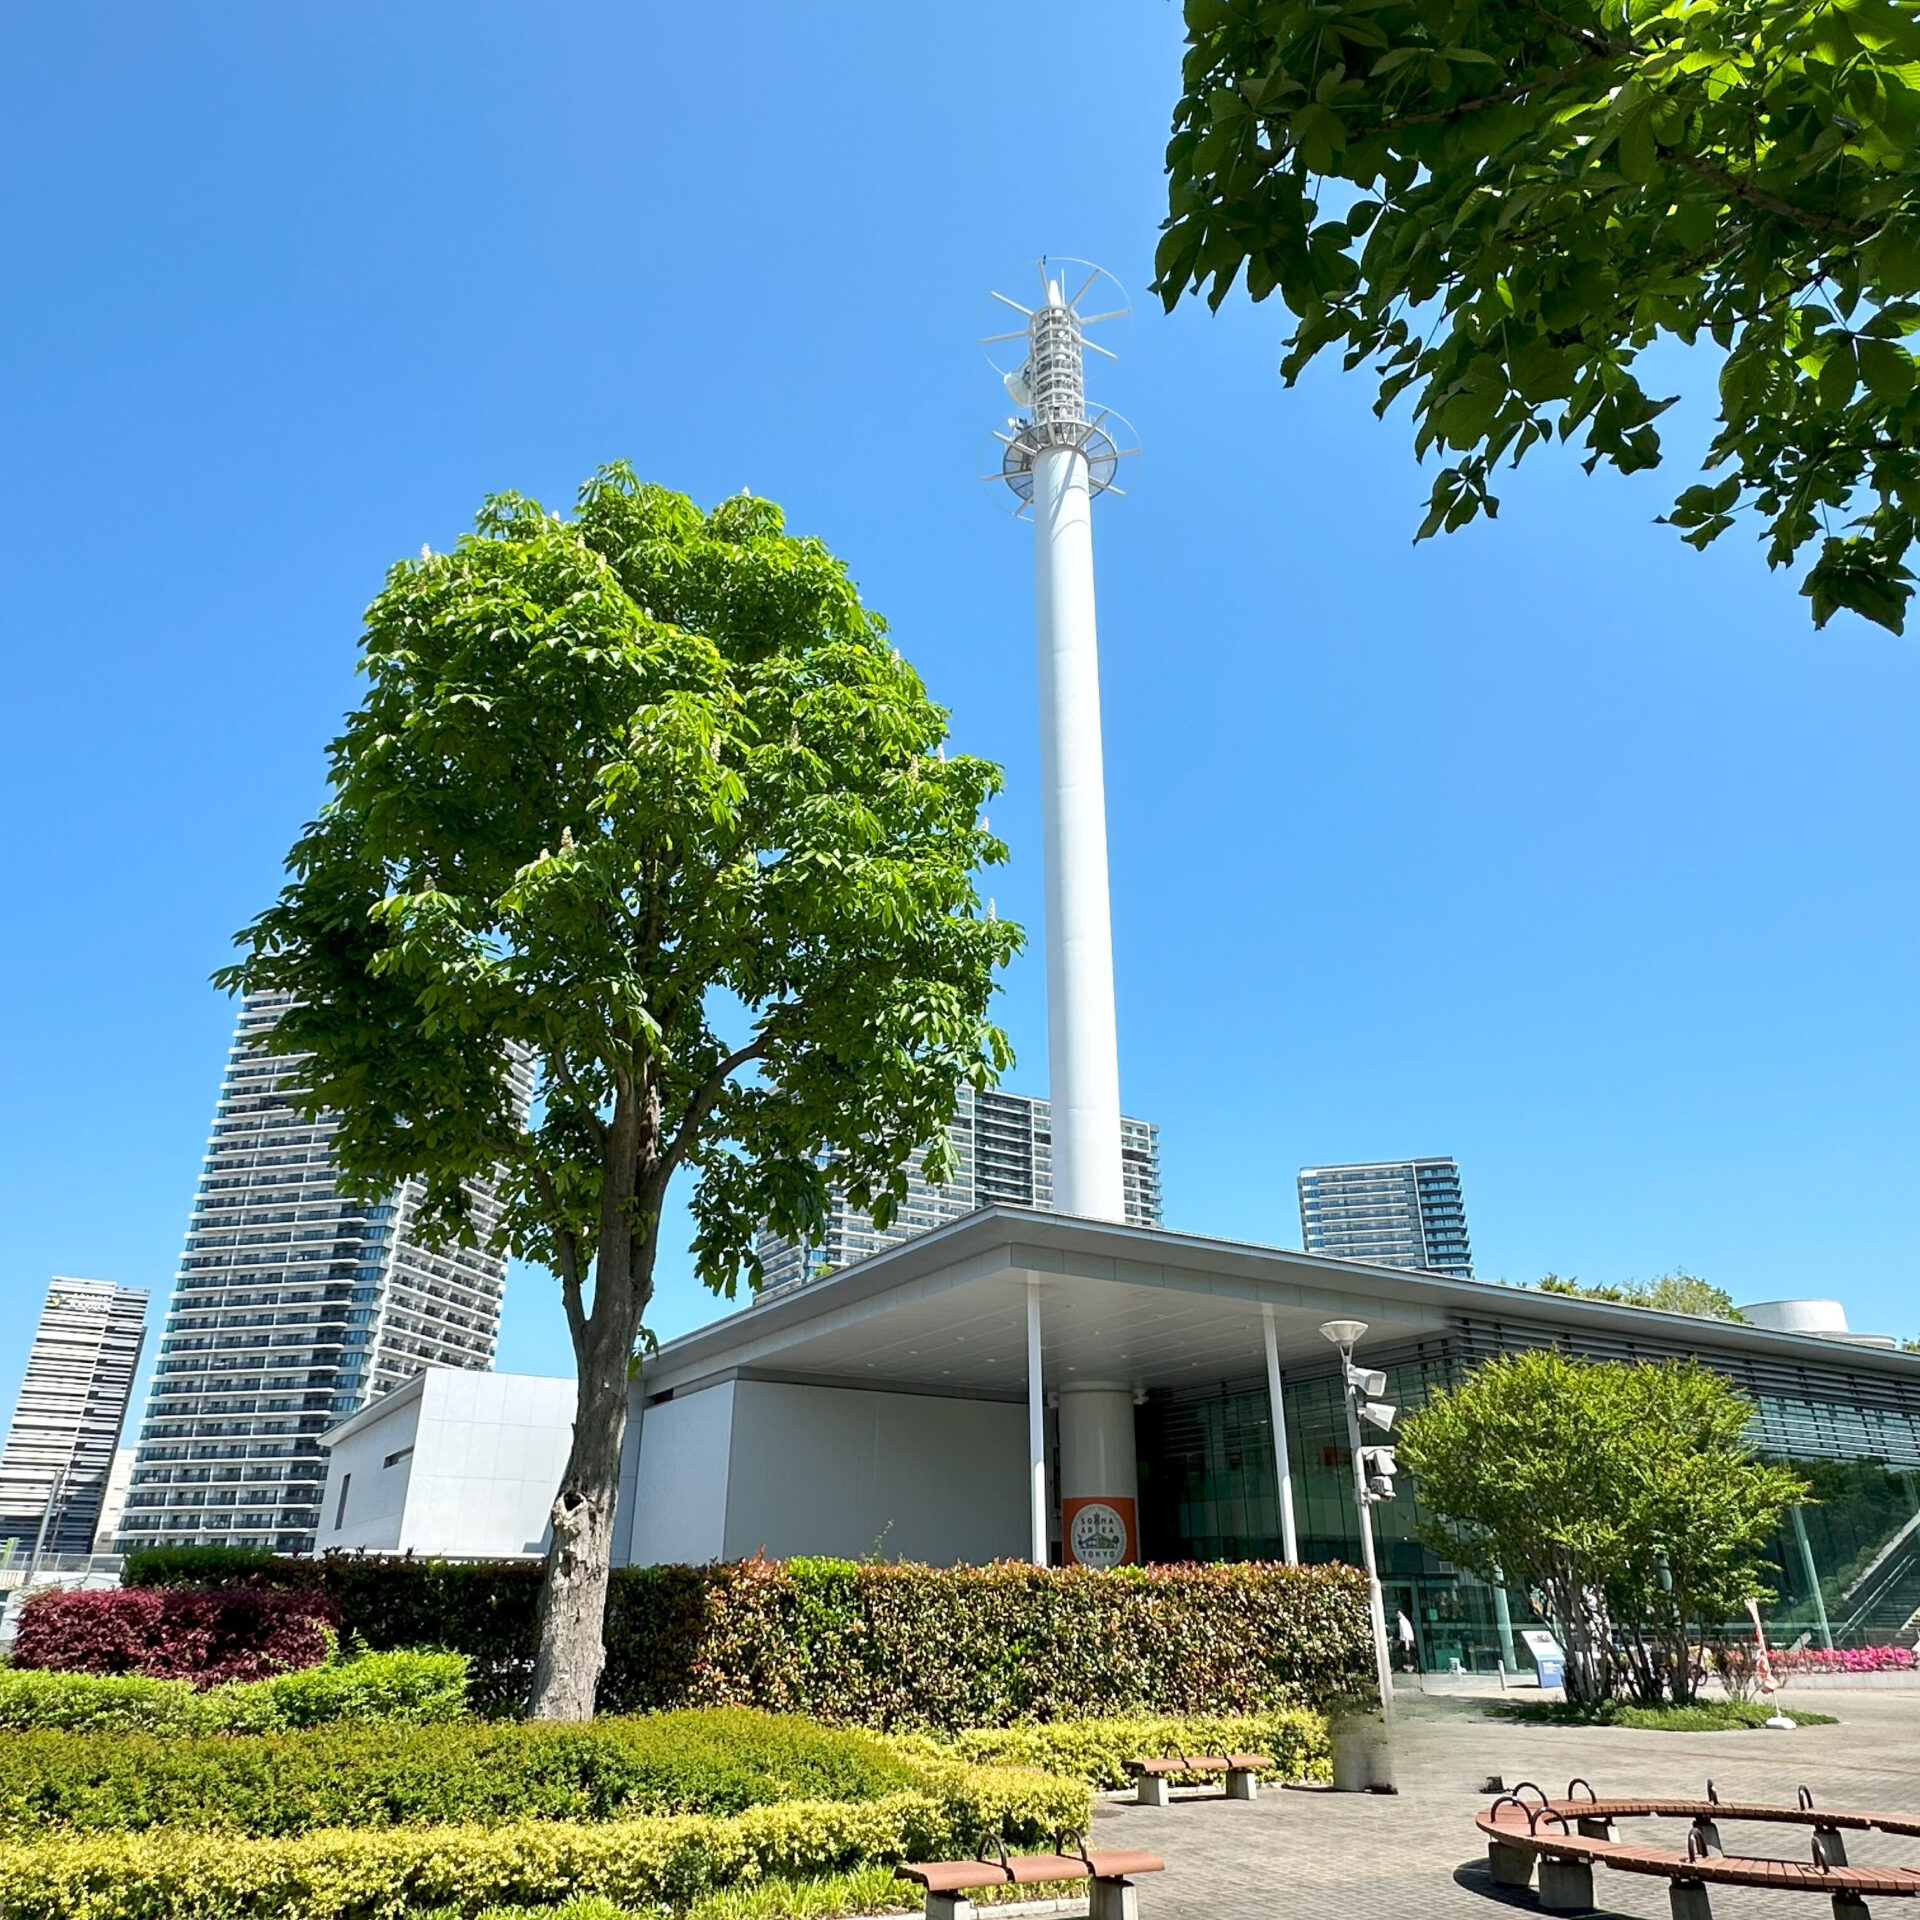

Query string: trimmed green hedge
0 1651 469 1735
0 1765 1090 1920
0 1710 927 1835
930 1709 1330 1788
480 1867 1065 1920
600 1559 1369 1729
122 1551 1372 1727
121 1547 291 1589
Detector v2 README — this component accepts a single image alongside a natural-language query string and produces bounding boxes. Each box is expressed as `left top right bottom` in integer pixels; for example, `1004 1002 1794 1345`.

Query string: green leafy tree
1537 1271 1744 1319
219 468 1021 1720
1399 1352 1806 1703
1156 0 1920 630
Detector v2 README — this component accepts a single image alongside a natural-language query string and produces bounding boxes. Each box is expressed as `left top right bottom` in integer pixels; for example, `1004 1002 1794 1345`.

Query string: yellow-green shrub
476 1865 1078 1920
0 1765 1088 1920
907 1711 1329 1788
0 1709 927 1835
0 1650 468 1735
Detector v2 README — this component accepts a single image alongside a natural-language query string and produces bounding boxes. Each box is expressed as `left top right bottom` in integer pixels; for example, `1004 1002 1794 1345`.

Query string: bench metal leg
1225 1767 1258 1801
1830 1896 1870 1920
1487 1841 1534 1887
1539 1856 1595 1911
1576 1816 1619 1840
1690 1819 1724 1857
1816 1827 1851 1868
1090 1876 1138 1920
1135 1774 1169 1806
1670 1879 1713 1920
926 1896 972 1920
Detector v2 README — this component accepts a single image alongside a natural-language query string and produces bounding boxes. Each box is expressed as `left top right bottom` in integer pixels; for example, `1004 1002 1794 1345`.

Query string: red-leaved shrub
11 1586 339 1685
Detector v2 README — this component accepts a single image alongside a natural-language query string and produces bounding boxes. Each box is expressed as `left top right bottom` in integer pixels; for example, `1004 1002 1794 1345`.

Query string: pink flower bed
1772 1645 1915 1674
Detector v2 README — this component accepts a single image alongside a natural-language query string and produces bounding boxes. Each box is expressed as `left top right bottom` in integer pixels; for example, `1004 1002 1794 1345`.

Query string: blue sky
2 2 1916 1430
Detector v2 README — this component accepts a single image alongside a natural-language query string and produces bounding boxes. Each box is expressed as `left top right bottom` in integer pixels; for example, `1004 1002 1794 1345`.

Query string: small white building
318 1369 573 1558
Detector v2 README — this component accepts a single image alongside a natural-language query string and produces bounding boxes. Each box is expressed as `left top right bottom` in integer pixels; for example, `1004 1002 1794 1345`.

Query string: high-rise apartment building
119 993 526 1556
1296 1157 1473 1278
755 1086 1162 1289
0 1277 148 1558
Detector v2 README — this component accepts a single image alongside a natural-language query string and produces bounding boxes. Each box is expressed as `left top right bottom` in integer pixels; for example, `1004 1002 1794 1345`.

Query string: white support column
1058 1383 1139 1566
1032 438 1125 1224
1027 1282 1048 1565
1262 1306 1299 1565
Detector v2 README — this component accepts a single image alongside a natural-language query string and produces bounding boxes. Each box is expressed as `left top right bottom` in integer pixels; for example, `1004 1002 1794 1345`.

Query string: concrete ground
1085 1690 1920 1920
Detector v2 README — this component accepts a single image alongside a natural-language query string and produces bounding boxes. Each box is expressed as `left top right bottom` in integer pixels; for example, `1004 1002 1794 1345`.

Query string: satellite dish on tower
976 257 1140 517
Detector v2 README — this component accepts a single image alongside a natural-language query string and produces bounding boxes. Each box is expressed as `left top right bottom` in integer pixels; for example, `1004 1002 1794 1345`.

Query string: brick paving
1084 1690 1920 1920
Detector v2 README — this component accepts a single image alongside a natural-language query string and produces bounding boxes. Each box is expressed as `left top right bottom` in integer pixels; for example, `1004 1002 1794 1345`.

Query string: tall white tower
984 261 1137 1222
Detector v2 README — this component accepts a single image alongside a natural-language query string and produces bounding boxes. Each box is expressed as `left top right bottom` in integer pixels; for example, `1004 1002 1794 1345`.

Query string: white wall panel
628 1382 734 1566
316 1394 419 1551
720 1382 1025 1565
399 1370 575 1558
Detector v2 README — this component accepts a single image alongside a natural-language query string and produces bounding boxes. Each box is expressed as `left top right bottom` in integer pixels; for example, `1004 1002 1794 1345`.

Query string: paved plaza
1086 1689 1920 1920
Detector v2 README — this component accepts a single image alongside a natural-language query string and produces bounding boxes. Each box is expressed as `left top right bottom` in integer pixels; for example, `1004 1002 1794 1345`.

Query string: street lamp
1320 1320 1398 1736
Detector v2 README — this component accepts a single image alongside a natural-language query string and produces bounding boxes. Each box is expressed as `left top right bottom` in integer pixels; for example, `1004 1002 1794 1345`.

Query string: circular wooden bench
1477 1779 1920 1918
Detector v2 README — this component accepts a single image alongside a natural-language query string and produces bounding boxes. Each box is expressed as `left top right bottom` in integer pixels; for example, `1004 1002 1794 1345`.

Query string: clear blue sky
3 3 1916 1432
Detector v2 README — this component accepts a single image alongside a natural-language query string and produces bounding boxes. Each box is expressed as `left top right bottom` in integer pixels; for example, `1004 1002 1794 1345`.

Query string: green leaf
1617 110 1658 182
1858 337 1918 402
1818 338 1860 409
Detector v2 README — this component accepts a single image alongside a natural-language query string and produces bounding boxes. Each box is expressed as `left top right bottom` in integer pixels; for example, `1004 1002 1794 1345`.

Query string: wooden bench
1476 1779 1920 1918
897 1843 1164 1920
1127 1751 1273 1805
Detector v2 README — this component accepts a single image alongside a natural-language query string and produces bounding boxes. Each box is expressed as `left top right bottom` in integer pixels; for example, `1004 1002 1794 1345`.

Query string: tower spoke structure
983 260 1138 1223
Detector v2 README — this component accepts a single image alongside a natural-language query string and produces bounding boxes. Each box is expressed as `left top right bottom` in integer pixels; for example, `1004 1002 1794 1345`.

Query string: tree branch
1520 0 1635 60
525 1157 589 1346
1666 149 1877 240
659 1035 771 1178
1355 53 1608 135
546 1052 608 1151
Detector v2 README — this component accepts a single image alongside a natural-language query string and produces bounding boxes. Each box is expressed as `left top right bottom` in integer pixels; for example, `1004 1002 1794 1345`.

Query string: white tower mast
984 261 1138 1222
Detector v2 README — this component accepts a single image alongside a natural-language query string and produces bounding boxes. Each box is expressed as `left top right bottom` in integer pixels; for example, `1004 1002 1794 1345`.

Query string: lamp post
1320 1320 1398 1731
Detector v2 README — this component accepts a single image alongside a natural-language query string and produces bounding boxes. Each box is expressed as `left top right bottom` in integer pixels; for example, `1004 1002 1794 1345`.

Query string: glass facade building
0 1278 148 1557
1138 1312 1920 1665
1297 1158 1473 1278
119 992 527 1555
756 1087 1162 1289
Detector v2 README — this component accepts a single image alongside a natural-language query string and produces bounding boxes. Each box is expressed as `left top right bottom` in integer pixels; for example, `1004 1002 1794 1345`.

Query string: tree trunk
526 1311 634 1719
526 1075 660 1722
